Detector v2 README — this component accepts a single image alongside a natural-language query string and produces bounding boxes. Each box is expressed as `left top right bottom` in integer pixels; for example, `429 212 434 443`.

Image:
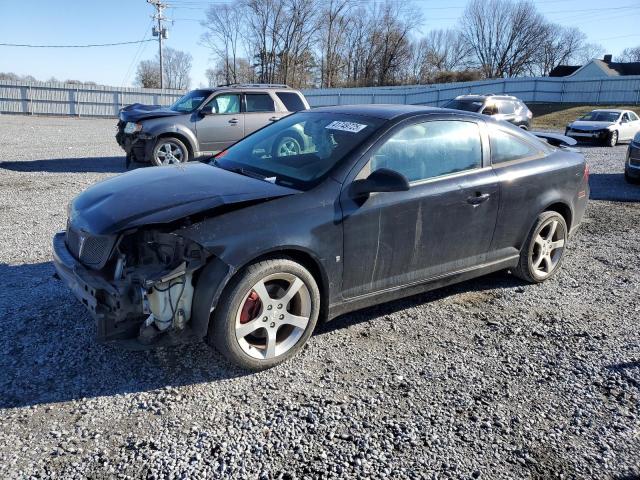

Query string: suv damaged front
52 163 298 344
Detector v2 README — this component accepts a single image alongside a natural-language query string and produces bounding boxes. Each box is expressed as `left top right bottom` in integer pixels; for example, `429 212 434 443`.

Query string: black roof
607 61 640 75
549 65 581 77
310 104 481 120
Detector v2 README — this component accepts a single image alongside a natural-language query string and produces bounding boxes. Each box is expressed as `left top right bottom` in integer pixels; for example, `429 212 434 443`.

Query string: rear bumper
52 232 143 340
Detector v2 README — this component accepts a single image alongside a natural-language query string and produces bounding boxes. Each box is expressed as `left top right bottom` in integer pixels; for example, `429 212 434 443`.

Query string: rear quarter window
490 128 543 164
276 92 307 112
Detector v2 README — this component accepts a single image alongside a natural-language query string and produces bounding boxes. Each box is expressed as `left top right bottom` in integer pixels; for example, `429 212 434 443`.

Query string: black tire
606 130 618 147
512 211 568 284
207 257 320 371
272 133 303 158
151 136 190 166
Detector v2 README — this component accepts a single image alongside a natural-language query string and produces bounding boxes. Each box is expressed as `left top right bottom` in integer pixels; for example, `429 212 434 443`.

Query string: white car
565 109 640 147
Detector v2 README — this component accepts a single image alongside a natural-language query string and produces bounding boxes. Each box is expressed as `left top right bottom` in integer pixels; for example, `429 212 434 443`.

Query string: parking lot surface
0 115 639 479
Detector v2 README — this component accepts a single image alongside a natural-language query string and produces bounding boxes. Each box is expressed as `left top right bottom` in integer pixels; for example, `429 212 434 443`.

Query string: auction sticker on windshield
325 121 367 133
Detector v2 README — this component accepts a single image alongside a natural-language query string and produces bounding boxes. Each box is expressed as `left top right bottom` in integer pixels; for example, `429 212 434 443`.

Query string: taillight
584 163 590 180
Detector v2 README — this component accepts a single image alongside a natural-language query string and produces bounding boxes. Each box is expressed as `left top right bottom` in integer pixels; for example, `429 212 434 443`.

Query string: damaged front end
52 226 212 344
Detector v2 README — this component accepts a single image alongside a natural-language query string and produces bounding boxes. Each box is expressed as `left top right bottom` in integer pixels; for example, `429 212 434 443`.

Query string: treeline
200 0 607 89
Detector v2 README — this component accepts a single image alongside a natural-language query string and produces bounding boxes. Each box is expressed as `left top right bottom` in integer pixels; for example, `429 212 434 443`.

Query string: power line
0 40 155 48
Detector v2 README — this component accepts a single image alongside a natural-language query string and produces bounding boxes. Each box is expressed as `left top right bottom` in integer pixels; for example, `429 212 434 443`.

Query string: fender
142 123 200 155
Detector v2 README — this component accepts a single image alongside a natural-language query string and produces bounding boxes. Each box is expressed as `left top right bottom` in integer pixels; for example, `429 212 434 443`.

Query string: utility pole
147 0 168 89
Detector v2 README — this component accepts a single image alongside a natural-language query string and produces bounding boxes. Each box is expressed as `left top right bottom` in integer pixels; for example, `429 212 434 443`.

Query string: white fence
303 76 640 107
1 76 639 118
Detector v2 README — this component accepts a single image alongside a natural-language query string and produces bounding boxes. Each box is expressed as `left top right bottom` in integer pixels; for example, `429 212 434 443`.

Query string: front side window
213 112 384 190
203 93 240 114
367 120 482 183
246 93 275 113
490 128 541 164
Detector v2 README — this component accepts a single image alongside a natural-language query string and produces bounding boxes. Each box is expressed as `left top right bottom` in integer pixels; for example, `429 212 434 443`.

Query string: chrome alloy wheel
276 137 301 157
156 141 185 164
235 273 311 360
531 218 566 279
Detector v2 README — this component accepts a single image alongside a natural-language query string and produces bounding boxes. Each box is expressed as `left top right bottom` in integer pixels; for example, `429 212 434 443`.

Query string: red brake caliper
239 290 262 324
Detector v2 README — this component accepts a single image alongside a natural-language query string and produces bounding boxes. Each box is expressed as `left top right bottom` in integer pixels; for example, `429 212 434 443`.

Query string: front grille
65 227 113 267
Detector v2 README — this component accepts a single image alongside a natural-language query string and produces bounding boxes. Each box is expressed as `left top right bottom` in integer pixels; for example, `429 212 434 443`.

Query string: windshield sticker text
325 121 367 133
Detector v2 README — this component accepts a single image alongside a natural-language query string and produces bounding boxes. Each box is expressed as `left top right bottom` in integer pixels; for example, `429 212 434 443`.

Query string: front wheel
512 211 568 283
208 258 320 370
151 137 190 166
272 134 302 158
606 130 618 147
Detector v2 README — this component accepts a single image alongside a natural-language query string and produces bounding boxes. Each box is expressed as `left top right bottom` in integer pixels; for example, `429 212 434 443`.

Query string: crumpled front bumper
115 129 153 163
52 232 143 340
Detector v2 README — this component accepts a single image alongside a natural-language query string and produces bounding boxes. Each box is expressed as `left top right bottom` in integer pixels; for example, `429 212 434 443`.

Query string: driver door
194 93 244 153
620 113 635 141
339 119 499 299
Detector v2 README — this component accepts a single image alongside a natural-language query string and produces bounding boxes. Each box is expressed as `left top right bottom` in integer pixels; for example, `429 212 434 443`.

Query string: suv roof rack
217 83 290 89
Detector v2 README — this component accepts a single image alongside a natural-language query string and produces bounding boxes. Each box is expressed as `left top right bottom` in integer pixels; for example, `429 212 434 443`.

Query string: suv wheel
207 257 320 370
512 211 568 283
273 134 302 157
152 137 190 166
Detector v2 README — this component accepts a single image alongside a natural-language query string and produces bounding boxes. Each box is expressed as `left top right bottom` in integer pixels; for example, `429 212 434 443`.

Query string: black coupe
53 105 589 370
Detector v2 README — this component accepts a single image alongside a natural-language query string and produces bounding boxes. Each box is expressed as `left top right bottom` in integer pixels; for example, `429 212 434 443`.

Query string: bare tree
317 0 352 87
162 48 192 89
530 25 586 76
424 29 470 72
575 43 605 65
135 60 160 88
201 4 245 84
618 46 640 62
461 0 548 78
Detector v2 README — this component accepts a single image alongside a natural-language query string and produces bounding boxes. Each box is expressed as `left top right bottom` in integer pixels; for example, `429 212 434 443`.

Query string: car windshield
170 89 210 113
443 99 484 113
212 112 385 190
579 111 620 122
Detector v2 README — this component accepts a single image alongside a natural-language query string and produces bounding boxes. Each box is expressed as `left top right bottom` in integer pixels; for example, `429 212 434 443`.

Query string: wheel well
242 249 330 322
544 202 572 229
156 132 195 158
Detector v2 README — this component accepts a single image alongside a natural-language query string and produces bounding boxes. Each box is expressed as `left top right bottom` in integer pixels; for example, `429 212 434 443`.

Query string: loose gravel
0 115 639 479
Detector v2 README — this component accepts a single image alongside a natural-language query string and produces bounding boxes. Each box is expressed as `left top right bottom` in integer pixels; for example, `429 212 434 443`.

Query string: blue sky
0 0 638 88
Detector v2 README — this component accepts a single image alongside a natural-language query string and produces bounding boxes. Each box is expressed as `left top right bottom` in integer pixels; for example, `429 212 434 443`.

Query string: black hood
119 103 184 122
69 163 299 235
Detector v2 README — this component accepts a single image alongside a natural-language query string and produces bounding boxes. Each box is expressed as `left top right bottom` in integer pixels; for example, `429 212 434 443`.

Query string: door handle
269 116 279 122
467 192 490 205
228 118 239 125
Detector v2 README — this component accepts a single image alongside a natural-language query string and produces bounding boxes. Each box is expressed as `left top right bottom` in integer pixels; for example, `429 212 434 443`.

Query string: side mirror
200 104 214 116
350 168 410 198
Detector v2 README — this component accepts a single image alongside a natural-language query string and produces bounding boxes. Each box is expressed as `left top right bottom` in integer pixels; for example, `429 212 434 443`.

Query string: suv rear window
498 101 515 115
276 92 306 112
246 94 275 113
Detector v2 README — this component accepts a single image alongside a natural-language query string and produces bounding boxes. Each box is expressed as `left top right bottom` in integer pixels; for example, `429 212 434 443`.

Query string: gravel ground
0 115 639 479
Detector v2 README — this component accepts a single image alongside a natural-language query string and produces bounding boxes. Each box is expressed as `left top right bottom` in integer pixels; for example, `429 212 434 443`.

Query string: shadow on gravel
0 260 526 409
0 261 248 409
589 173 640 203
318 271 526 335
0 156 125 174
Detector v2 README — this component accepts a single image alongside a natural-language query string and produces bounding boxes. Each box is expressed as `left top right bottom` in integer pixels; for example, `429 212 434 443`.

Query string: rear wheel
208 257 320 370
512 211 568 283
151 137 190 166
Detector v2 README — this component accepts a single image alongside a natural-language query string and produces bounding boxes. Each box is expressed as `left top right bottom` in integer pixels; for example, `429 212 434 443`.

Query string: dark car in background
54 105 588 370
116 84 310 167
442 94 533 129
626 132 640 183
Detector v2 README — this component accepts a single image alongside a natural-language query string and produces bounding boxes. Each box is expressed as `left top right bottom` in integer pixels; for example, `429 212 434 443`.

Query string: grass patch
530 104 640 130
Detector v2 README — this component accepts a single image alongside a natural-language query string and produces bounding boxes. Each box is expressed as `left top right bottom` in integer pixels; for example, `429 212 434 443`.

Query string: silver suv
442 94 533 130
116 84 310 167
